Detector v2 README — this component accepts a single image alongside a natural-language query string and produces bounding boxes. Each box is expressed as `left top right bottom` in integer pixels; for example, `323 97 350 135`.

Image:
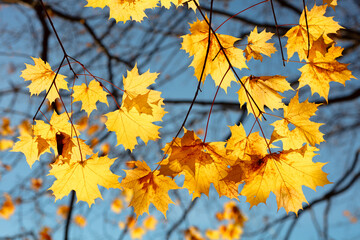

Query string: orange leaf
74 214 87 227
120 161 178 218
160 129 238 199
0 193 15 219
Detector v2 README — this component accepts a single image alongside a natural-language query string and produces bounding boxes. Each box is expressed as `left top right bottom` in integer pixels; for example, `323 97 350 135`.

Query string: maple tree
0 0 359 239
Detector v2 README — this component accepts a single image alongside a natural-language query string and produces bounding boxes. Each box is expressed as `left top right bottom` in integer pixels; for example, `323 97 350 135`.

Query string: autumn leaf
160 0 198 11
237 75 292 117
217 201 247 226
56 205 69 219
49 153 121 206
224 124 271 184
111 198 123 214
20 57 68 103
121 65 162 115
55 132 75 160
0 139 14 151
207 224 243 240
298 45 356 101
72 80 108 116
86 0 159 23
160 129 238 199
185 227 205 240
11 133 50 168
143 216 157 230
0 193 15 219
105 65 165 151
271 92 324 150
60 138 94 165
105 108 162 151
31 178 43 192
0 117 13 136
285 4 343 60
39 227 52 240
74 215 87 227
245 27 276 61
181 18 247 93
323 0 337 10
120 161 178 218
240 145 330 214
226 124 269 162
34 111 79 155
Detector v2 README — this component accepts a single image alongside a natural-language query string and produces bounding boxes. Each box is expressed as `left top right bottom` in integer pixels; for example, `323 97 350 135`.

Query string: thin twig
64 190 75 240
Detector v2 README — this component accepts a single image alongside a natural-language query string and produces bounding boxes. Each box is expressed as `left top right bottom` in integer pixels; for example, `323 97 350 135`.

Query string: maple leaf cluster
12 58 167 210
9 1 357 221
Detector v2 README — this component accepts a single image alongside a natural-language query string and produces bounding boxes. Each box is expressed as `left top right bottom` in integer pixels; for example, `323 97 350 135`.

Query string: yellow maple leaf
105 108 162 151
120 161 178 218
224 124 271 184
86 0 159 23
245 26 276 61
121 65 163 116
105 65 165 151
48 153 121 206
0 193 15 219
241 145 330 214
285 4 343 60
11 133 50 168
181 18 247 93
271 92 324 150
20 57 69 103
237 75 292 117
160 129 238 199
298 45 356 101
226 124 269 162
72 80 109 116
